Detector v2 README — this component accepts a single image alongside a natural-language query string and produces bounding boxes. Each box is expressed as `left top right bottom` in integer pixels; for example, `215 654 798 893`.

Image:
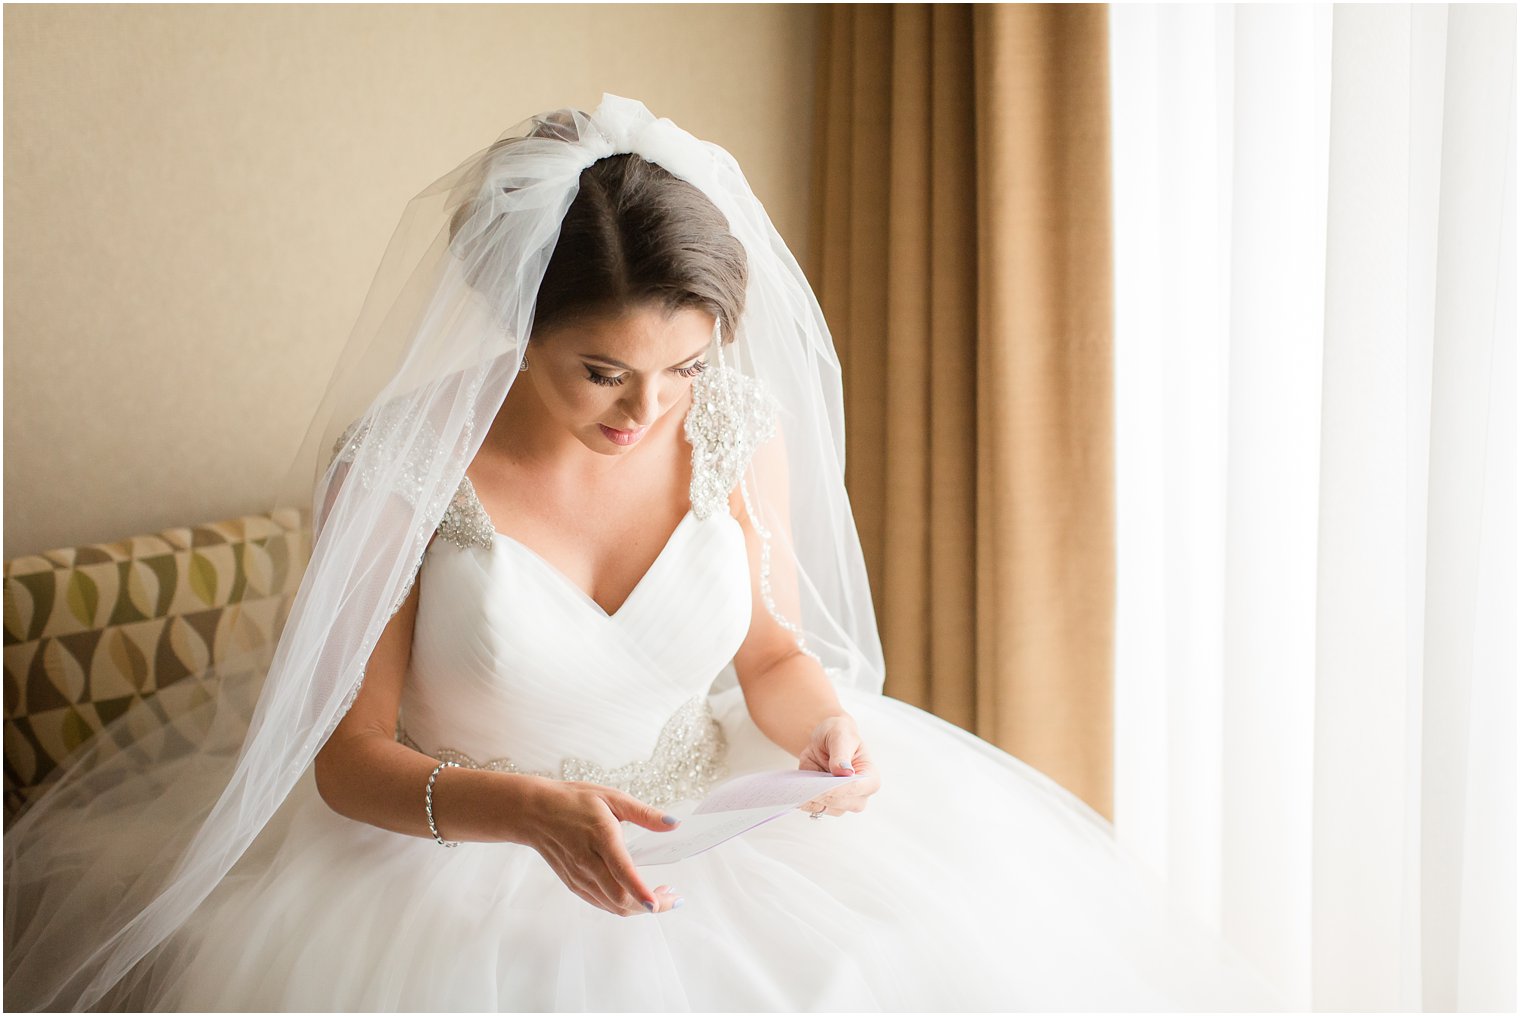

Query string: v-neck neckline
465 397 704 620
488 507 698 620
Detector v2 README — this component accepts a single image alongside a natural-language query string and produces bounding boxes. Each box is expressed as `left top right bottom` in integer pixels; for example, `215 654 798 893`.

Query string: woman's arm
734 645 848 759
312 571 551 845
728 432 880 816
727 428 847 750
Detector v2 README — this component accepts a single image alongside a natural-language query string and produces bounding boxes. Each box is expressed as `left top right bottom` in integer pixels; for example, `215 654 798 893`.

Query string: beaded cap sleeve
327 402 446 515
683 365 779 521
434 478 494 551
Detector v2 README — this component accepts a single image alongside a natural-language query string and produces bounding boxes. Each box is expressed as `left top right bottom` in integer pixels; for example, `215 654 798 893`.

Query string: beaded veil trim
396 694 730 808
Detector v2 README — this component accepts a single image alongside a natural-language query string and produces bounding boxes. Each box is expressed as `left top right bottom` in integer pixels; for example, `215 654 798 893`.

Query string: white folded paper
624 769 861 866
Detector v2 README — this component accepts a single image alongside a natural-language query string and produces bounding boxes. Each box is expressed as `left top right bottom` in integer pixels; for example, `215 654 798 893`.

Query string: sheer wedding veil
3 93 883 1010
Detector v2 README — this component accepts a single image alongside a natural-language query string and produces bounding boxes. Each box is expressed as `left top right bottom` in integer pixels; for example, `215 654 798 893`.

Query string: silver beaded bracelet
426 760 461 847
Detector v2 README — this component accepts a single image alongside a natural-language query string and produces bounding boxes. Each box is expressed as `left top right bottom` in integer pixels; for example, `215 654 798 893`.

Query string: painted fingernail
671 897 685 909
642 899 655 911
661 814 679 825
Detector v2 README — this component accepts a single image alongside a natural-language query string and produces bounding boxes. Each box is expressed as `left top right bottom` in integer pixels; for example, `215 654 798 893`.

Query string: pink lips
599 423 648 446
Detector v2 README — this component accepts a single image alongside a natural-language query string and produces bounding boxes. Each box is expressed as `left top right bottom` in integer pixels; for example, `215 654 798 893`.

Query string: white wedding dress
118 474 1289 1012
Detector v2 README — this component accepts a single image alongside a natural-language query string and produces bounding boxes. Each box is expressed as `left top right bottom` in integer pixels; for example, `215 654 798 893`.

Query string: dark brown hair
531 153 747 343
449 122 747 346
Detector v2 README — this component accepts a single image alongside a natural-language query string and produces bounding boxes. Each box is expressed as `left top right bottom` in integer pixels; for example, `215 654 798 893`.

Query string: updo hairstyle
450 114 747 346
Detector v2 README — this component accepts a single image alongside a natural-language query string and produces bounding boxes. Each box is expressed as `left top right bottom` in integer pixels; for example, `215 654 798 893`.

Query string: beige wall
4 4 818 557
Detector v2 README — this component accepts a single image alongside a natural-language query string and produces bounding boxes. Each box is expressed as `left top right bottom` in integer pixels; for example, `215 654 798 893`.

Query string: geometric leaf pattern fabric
3 508 309 824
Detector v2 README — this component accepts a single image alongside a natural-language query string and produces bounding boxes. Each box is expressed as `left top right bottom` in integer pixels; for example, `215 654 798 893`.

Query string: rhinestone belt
396 694 730 807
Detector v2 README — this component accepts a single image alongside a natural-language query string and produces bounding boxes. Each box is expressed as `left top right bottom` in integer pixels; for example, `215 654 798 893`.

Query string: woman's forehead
555 304 715 361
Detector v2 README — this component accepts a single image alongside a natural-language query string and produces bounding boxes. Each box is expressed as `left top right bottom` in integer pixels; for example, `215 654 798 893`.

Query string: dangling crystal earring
519 353 528 372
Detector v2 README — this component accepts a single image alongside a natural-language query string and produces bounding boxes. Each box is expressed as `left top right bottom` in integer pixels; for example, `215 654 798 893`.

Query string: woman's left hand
796 714 881 817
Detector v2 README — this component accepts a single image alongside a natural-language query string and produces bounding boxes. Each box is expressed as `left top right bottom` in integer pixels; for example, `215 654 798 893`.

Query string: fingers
602 788 682 833
595 791 684 914
800 780 875 818
543 786 688 917
824 730 859 776
651 884 683 912
591 836 683 916
819 716 868 776
801 724 877 782
568 853 683 916
535 784 690 918
562 875 606 913
586 846 647 914
598 869 681 914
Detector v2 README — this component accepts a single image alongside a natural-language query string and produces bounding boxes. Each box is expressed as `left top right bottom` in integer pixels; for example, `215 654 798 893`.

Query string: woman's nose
622 378 661 427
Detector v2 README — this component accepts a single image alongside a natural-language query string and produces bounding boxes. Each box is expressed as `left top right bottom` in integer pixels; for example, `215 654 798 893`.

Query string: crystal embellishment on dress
684 365 779 521
435 477 494 551
396 694 730 808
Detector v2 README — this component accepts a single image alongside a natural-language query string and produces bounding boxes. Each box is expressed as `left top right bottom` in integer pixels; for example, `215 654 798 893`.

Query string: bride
5 94 1288 1012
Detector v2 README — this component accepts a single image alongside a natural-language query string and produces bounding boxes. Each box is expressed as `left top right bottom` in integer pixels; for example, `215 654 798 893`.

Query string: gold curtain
809 3 1115 817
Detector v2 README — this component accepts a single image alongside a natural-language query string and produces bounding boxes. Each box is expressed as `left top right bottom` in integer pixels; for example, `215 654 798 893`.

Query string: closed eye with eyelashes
586 359 707 386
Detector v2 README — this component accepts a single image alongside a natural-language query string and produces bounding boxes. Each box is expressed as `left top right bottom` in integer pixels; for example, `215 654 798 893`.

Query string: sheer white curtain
1109 5 1515 1011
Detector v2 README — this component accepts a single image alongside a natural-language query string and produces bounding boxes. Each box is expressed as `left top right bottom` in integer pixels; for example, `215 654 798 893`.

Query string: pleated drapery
1109 5 1514 1009
809 3 1117 817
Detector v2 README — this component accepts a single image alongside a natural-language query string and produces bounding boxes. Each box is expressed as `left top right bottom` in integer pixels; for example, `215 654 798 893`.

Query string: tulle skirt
112 688 1289 1011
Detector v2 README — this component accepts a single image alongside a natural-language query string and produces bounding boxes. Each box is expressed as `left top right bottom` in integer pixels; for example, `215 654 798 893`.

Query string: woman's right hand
525 780 684 916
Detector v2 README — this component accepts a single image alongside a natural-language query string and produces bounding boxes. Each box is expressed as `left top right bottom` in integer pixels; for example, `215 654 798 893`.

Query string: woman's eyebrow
580 345 709 371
